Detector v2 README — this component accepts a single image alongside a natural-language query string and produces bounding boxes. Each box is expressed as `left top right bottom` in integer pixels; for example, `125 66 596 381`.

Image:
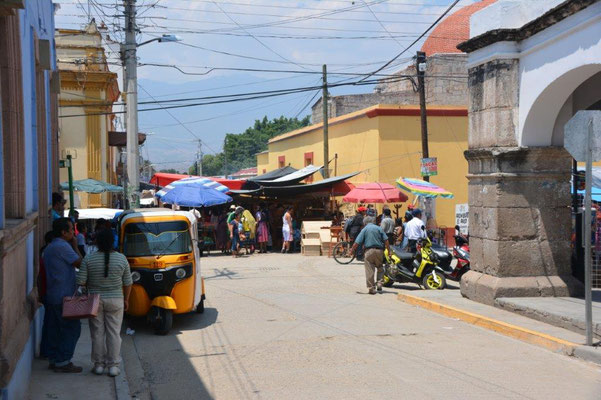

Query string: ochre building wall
260 105 468 227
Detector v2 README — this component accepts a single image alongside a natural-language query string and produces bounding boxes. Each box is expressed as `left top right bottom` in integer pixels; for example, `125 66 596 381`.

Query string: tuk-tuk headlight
131 271 141 282
175 268 187 280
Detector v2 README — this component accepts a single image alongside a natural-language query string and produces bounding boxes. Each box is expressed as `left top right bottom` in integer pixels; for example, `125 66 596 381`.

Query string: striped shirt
77 251 133 298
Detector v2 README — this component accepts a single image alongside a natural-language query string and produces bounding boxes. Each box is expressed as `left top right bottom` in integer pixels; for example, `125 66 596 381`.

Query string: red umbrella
342 182 408 203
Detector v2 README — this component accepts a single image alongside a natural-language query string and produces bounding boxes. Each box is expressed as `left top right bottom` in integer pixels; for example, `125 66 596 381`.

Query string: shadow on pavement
124 307 218 335
122 308 220 399
204 267 239 280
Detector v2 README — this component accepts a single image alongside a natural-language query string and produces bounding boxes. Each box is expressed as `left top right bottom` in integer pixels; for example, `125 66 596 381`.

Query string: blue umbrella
160 183 232 207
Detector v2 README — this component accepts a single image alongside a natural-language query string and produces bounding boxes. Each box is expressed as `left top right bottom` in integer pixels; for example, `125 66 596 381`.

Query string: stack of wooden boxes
301 221 331 256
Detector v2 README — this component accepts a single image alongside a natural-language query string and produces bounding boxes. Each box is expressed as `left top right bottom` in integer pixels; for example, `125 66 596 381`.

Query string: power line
60 74 448 109
359 0 462 82
141 91 313 129
58 76 411 117
211 1 312 71
137 83 219 154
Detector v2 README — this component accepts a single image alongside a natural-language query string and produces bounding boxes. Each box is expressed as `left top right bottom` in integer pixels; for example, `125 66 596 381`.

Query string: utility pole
223 137 228 178
124 0 139 208
416 51 429 182
196 140 203 176
322 64 329 178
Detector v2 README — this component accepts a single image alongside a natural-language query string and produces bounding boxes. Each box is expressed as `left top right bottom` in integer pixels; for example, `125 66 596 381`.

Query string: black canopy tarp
231 171 359 198
251 164 323 187
248 166 297 181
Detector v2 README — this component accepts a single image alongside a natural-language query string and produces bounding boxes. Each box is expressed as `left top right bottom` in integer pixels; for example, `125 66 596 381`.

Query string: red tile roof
420 0 497 56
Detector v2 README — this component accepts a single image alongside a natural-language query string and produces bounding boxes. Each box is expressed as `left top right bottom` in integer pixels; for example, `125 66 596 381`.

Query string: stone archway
523 67 601 147
456 0 601 304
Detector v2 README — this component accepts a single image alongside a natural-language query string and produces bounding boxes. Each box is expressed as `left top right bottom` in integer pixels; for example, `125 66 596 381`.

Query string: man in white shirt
403 209 426 253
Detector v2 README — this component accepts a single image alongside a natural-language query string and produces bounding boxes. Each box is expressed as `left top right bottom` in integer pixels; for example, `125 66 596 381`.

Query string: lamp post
123 0 180 209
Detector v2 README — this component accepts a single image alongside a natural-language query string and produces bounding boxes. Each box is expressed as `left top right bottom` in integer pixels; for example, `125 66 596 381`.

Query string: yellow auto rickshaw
118 209 205 334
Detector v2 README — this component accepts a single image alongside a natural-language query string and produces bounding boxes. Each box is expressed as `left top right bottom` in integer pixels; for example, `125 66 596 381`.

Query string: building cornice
457 0 599 53
269 104 467 144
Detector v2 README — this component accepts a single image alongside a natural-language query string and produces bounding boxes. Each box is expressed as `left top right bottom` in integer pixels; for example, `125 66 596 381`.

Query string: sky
54 0 478 173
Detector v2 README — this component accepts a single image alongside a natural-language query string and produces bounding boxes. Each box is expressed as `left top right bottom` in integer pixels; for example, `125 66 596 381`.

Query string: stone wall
460 57 582 305
378 53 469 107
312 92 418 123
311 53 468 123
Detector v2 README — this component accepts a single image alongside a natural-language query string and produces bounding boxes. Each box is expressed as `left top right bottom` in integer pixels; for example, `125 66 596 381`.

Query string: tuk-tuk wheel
195 299 205 314
151 306 173 335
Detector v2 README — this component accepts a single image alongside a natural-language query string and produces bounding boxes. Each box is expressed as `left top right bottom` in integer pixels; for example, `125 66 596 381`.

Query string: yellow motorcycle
383 231 447 290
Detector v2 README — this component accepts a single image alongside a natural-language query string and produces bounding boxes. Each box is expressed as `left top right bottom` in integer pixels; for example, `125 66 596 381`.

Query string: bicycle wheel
333 241 355 265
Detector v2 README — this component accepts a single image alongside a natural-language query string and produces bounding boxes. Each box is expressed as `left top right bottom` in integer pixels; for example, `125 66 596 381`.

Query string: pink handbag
62 291 100 319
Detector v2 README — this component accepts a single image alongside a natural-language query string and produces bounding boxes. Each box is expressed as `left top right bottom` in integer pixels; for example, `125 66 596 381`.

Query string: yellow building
56 21 120 208
257 104 468 227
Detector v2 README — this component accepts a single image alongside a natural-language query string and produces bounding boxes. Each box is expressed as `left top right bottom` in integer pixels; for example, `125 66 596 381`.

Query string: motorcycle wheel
423 272 446 290
382 274 394 287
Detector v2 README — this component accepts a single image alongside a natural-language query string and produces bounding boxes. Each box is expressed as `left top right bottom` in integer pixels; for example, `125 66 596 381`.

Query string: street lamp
138 34 182 47
123 0 181 209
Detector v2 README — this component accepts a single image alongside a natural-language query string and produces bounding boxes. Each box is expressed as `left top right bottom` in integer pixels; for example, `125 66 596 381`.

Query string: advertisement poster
455 203 469 234
420 157 438 176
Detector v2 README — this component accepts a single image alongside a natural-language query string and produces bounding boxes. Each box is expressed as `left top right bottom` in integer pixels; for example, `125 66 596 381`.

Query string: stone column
462 147 583 304
461 59 582 305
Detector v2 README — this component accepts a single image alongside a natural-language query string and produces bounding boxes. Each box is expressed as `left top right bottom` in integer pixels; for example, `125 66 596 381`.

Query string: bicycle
333 241 356 264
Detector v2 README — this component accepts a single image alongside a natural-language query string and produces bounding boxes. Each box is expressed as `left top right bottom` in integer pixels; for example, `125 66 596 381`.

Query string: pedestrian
76 222 87 256
39 231 55 359
281 207 293 253
350 216 390 294
76 229 132 377
216 209 229 253
51 192 66 221
229 210 242 257
404 208 426 253
394 218 404 248
380 208 395 243
255 203 270 253
345 206 367 260
42 217 83 373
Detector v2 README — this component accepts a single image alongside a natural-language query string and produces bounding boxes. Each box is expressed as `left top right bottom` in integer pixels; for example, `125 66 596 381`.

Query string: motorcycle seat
390 245 414 260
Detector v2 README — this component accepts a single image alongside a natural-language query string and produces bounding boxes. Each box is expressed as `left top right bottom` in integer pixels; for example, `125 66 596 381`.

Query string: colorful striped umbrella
395 177 454 198
156 176 230 199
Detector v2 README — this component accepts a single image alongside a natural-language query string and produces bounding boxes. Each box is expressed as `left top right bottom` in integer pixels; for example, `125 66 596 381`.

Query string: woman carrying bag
76 229 132 377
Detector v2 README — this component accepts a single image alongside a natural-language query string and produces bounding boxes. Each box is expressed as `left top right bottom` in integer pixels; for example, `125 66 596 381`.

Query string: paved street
122 253 601 400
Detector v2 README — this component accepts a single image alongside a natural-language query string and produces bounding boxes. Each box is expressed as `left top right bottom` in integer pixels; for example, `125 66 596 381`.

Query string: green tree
159 168 180 174
189 115 310 176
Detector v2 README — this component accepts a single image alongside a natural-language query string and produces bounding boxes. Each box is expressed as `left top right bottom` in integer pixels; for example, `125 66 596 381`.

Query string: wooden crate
302 238 321 256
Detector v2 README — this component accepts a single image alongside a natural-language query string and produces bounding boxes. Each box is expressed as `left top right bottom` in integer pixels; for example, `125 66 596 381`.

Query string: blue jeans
44 304 81 366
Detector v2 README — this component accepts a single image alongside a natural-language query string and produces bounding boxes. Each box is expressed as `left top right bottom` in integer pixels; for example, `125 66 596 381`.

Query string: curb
397 293 578 357
113 351 132 400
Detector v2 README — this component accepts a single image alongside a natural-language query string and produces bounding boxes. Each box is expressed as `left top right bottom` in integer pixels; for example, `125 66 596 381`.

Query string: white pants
89 297 124 368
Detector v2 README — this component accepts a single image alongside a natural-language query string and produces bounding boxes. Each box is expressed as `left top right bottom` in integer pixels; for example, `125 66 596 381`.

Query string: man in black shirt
345 206 367 260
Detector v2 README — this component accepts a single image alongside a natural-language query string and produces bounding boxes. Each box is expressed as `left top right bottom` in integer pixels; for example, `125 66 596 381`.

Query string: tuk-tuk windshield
123 220 192 257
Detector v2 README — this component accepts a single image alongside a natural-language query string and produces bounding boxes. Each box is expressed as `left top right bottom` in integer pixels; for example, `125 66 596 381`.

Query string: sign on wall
455 203 468 234
420 157 438 176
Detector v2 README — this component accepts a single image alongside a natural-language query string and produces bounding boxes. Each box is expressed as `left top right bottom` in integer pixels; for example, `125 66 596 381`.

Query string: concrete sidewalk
28 320 130 400
496 290 601 338
395 285 601 365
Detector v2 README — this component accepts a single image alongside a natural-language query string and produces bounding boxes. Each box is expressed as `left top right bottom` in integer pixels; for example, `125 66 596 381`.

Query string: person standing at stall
256 204 270 253
229 210 242 257
380 208 395 244
281 207 293 253
404 208 426 253
345 207 367 260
